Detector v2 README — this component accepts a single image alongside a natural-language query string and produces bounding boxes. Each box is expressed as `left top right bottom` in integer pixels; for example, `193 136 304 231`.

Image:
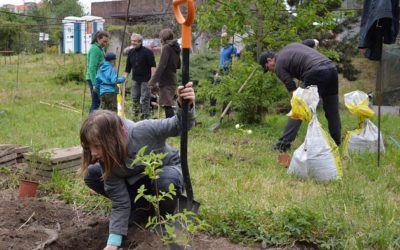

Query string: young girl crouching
80 83 196 250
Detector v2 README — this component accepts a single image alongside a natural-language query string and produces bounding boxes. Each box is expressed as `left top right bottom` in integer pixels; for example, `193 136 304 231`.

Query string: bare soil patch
0 189 250 250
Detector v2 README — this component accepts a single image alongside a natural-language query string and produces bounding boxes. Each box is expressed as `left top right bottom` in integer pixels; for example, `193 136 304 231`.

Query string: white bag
288 86 342 181
343 90 385 154
288 115 342 181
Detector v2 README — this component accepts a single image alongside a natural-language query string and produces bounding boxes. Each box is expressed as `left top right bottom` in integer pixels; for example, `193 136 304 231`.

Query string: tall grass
1 54 399 249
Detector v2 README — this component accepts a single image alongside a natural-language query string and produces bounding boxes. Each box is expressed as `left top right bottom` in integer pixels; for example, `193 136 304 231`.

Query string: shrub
177 52 218 88
45 45 59 54
197 51 288 123
53 55 85 84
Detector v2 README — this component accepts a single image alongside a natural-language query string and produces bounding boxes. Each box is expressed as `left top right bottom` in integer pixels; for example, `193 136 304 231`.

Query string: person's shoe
272 142 291 153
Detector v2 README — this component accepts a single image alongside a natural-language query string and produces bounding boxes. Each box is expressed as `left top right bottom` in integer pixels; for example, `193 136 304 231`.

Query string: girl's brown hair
159 28 174 45
80 110 128 179
91 30 110 44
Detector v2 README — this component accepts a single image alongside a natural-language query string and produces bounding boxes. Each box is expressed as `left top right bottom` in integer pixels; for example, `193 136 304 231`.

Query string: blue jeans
87 80 100 113
84 163 183 218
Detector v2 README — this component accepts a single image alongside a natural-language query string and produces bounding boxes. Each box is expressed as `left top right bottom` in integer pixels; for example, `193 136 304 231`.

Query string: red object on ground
278 154 291 168
18 180 39 198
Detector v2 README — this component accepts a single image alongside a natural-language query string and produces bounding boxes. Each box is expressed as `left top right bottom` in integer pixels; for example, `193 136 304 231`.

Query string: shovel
173 0 200 213
209 69 256 131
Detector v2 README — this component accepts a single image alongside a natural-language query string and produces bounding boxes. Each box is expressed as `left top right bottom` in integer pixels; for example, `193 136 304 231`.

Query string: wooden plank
0 158 17 167
0 144 17 150
35 158 82 171
15 146 30 154
0 153 17 163
0 146 15 158
48 146 82 163
24 146 82 164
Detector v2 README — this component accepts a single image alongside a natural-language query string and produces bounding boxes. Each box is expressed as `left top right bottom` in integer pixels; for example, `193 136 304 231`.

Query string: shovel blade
176 195 200 214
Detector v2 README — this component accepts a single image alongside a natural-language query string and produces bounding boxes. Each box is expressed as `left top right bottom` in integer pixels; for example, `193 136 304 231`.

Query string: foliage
177 52 219 88
24 144 52 182
206 204 347 249
336 38 361 81
53 55 85 84
0 8 26 51
197 52 288 123
0 0 80 52
1 54 400 249
132 146 209 247
197 0 338 57
40 171 111 216
0 167 20 189
42 0 84 19
197 0 362 81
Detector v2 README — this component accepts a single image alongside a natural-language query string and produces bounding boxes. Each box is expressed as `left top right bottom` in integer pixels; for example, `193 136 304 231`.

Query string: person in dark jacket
95 52 126 112
259 43 341 152
149 28 181 118
80 82 196 250
124 33 156 119
358 0 399 60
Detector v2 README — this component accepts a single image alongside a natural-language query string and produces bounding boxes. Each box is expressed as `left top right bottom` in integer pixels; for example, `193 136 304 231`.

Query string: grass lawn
0 53 399 249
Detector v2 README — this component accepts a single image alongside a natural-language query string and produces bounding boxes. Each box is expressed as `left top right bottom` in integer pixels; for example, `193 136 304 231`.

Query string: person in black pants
259 43 341 152
124 33 156 119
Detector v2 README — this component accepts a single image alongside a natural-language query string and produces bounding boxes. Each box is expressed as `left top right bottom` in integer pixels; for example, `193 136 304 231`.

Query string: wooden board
0 158 17 167
0 153 17 164
0 145 29 157
24 146 82 164
35 158 82 171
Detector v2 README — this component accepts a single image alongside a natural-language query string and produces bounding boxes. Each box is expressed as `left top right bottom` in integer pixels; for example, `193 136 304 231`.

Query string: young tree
42 0 84 19
197 0 338 58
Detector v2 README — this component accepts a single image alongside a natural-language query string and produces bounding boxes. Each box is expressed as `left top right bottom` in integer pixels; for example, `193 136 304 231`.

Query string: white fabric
288 115 340 181
347 120 385 153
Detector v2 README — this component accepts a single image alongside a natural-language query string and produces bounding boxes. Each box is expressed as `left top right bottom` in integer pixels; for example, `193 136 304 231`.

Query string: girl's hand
177 82 195 105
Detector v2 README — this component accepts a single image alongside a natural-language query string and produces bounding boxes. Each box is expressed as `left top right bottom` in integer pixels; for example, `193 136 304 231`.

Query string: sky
0 0 99 13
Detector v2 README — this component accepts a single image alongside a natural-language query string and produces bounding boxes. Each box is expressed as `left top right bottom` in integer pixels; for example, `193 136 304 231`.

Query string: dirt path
0 189 251 250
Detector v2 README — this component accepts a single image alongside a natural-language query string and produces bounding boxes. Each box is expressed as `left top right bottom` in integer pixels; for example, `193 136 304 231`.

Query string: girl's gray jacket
105 104 196 237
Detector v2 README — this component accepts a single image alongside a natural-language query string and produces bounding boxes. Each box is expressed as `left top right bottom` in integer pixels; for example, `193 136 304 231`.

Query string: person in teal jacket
95 52 126 112
86 30 109 113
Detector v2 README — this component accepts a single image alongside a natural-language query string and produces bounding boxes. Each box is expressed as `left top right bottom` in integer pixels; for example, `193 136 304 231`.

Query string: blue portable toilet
62 16 84 54
80 16 105 54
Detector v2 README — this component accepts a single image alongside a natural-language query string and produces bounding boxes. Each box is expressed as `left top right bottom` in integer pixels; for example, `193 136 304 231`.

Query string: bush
177 52 218 89
45 45 59 54
197 52 288 123
53 55 85 84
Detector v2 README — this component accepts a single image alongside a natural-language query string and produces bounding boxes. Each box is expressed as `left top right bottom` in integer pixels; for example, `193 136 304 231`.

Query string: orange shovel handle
173 0 195 48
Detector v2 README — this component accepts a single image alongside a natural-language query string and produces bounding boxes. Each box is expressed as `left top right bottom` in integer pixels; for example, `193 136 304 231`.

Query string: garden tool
116 0 132 117
209 68 256 132
173 0 200 213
